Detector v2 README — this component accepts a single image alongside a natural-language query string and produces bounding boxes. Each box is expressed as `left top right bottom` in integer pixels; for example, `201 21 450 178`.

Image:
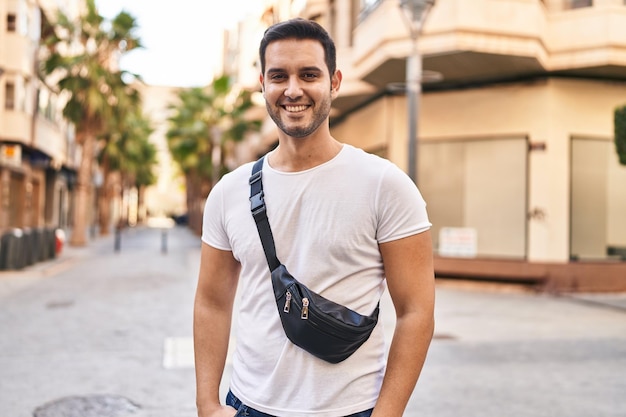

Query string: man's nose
284 77 303 98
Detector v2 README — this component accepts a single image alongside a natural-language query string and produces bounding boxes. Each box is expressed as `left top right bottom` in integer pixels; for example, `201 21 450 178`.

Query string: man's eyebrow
266 66 324 74
300 66 323 72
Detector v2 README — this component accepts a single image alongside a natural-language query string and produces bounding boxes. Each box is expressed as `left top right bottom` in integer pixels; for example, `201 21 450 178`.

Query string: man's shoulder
342 144 402 174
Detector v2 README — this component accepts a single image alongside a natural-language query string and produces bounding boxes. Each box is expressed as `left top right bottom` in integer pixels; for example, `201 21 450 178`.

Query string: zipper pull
283 291 292 313
301 297 309 320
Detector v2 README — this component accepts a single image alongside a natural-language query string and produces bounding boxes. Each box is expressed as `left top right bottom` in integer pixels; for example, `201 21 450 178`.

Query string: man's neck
269 134 343 172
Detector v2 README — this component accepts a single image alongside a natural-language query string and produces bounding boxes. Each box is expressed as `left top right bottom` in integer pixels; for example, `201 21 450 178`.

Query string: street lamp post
399 0 435 184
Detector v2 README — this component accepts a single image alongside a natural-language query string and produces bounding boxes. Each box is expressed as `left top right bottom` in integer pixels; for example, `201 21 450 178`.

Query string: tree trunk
98 155 112 236
185 172 202 236
69 131 96 246
186 172 197 233
137 185 146 224
97 186 111 235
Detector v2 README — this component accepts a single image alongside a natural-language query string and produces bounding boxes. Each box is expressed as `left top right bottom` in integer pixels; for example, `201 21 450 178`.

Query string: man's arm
373 230 435 417
194 242 241 417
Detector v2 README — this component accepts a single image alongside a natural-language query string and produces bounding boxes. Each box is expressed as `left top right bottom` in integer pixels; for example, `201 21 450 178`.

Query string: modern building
226 0 626 291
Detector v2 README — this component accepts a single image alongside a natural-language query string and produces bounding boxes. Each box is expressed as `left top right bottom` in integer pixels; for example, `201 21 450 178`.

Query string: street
1 226 625 417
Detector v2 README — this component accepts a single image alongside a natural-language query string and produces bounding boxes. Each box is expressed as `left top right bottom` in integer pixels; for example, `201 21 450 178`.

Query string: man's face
260 38 341 139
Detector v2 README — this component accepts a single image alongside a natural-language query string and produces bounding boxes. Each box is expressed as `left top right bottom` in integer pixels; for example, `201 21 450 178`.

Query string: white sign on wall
439 227 477 258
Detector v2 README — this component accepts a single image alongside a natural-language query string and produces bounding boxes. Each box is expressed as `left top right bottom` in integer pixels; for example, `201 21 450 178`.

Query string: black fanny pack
249 157 379 364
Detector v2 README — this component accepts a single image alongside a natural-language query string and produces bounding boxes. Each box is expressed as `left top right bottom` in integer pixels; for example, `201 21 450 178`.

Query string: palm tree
98 110 156 232
40 0 141 246
133 139 158 224
166 75 261 234
166 87 216 233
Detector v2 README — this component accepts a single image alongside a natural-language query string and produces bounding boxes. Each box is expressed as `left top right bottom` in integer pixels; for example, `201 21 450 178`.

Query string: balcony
1 32 37 76
333 0 626 116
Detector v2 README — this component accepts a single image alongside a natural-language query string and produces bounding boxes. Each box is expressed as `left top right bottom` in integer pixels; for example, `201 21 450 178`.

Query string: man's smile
283 104 309 112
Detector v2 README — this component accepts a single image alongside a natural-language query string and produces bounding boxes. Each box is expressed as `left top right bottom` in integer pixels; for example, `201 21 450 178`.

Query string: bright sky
96 0 261 87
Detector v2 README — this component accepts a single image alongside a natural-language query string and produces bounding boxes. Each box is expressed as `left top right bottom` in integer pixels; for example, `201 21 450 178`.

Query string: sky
96 0 261 87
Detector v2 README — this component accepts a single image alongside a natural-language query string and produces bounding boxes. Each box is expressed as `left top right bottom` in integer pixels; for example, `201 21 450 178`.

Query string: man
194 18 435 417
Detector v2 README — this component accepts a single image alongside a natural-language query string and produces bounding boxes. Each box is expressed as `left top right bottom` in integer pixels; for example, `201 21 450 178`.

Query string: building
0 0 81 266
227 0 626 291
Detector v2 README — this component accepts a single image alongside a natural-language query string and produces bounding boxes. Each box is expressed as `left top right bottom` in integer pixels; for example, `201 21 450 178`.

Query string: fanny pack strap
248 156 380 363
249 156 281 271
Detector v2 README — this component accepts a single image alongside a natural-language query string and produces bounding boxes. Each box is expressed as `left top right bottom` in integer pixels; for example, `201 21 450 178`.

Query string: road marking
163 337 194 369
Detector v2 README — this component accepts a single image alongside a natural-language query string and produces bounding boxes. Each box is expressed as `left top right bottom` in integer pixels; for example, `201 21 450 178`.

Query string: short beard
266 95 332 138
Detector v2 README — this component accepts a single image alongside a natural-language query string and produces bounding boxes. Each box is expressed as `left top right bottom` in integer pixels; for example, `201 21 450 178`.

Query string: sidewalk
1 225 625 417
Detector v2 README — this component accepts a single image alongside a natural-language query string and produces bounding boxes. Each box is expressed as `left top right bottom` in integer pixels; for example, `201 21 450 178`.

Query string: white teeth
285 105 307 112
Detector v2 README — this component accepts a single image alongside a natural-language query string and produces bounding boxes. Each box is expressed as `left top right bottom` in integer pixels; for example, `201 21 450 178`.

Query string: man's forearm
372 311 434 417
194 296 234 417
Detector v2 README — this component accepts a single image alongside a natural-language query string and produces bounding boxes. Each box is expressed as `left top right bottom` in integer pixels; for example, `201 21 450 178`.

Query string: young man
194 18 435 417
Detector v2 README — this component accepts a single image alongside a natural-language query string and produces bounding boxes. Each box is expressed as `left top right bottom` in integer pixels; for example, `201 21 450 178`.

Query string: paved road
1 226 625 417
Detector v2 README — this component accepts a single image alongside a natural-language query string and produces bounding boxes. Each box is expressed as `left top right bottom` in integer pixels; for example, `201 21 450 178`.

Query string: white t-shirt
202 144 431 417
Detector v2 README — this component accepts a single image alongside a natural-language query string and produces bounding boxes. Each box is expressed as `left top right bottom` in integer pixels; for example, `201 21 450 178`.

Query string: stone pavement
1 225 625 417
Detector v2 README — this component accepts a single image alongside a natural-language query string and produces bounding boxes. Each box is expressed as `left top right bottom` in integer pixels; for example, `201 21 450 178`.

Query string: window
570 137 626 261
5 82 15 110
360 0 382 20
362 0 379 7
419 137 528 259
565 0 592 9
7 13 16 32
38 88 51 120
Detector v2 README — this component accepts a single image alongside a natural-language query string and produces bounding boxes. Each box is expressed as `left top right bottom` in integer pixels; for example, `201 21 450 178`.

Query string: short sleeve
376 164 431 243
201 180 232 250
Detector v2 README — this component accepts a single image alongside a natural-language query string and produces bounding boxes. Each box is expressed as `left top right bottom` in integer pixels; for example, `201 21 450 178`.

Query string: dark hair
259 18 337 77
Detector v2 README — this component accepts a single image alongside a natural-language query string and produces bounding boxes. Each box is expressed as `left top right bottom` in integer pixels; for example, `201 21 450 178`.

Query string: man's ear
331 69 342 97
259 73 265 95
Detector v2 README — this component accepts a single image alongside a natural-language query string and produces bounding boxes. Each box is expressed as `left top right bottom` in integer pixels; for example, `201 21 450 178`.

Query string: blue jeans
226 390 373 417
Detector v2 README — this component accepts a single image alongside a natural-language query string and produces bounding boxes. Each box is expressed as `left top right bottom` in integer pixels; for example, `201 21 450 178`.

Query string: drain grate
33 394 140 417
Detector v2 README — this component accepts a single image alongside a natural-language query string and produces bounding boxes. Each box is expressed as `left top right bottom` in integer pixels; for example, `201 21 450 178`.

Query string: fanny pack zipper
283 286 376 335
